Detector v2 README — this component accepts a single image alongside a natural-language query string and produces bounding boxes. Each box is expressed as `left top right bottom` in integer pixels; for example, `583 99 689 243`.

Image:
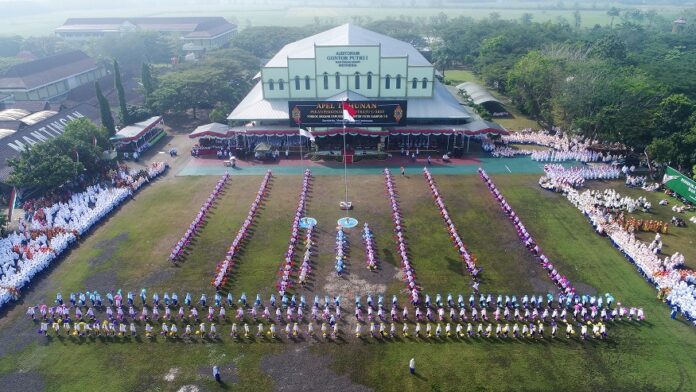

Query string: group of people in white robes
0 162 167 308
552 173 696 325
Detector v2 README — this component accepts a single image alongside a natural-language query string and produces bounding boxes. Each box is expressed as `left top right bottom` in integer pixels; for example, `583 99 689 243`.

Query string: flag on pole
299 128 315 142
342 101 356 122
7 187 17 222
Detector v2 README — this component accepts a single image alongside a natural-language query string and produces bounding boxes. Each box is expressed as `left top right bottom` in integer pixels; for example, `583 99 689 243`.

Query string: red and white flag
298 128 315 142
342 101 356 122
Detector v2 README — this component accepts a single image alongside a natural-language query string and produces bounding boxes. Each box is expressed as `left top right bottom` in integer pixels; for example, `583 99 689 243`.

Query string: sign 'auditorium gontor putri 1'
219 24 506 143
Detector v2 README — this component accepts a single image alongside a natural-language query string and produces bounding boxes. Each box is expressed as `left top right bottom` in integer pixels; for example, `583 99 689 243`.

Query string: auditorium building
193 24 506 158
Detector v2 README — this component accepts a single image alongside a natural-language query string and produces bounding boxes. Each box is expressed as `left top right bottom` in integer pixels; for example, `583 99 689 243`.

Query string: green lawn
0 171 695 391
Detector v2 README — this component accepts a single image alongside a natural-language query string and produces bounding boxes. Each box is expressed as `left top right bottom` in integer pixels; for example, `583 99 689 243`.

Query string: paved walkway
177 155 572 176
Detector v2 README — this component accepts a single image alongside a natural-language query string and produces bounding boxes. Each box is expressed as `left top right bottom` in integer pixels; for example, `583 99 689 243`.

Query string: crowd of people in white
539 164 622 190
276 169 312 296
625 175 660 192
485 130 624 163
0 162 168 308
211 170 271 289
169 173 229 262
555 178 696 325
423 168 480 285
384 169 420 305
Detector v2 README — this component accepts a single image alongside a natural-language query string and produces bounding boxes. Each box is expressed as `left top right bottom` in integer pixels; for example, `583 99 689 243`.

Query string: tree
0 211 6 235
113 59 130 126
607 7 620 28
90 32 175 71
95 82 115 135
141 62 155 101
8 119 110 191
507 51 559 128
0 35 22 56
650 94 695 140
209 106 230 124
589 34 627 62
124 105 151 124
20 35 64 58
573 10 582 30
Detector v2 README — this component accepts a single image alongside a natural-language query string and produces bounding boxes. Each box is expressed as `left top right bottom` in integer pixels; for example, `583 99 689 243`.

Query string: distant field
0 5 681 37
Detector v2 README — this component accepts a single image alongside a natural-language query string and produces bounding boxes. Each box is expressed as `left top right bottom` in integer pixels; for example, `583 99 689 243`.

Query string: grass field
0 4 682 37
0 170 695 391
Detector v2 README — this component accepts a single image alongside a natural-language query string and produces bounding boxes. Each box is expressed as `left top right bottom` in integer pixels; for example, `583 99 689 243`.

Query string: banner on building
662 166 696 204
289 100 407 127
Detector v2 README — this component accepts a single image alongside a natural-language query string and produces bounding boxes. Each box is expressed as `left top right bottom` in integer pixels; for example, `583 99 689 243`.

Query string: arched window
268 79 275 91
354 72 360 89
385 74 391 89
323 73 329 90
367 72 373 89
422 77 428 89
295 76 300 90
396 74 402 89
278 79 284 90
412 78 418 89
335 72 340 89
305 75 310 90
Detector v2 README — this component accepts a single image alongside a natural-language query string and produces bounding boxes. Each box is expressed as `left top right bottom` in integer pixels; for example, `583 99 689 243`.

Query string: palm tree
607 7 620 27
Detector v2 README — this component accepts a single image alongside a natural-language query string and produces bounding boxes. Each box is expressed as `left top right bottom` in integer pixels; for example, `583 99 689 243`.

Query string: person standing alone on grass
213 366 221 383
409 358 415 375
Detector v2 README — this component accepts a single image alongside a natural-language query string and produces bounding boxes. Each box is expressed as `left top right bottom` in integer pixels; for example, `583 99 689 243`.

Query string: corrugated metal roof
455 82 502 106
0 51 98 90
0 109 30 121
264 23 431 68
19 110 58 126
111 116 163 141
56 17 236 38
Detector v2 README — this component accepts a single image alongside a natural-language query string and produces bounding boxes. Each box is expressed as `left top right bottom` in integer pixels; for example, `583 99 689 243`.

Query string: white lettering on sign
5 110 88 152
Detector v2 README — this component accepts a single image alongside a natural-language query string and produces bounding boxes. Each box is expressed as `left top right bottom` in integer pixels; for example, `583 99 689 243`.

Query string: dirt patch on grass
0 372 45 392
261 346 372 392
177 386 201 392
138 268 177 288
88 232 129 268
164 367 179 382
323 274 387 305
83 270 121 290
0 314 48 357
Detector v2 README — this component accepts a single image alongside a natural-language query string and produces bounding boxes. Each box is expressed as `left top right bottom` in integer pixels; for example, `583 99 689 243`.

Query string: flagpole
298 123 303 165
343 121 348 205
